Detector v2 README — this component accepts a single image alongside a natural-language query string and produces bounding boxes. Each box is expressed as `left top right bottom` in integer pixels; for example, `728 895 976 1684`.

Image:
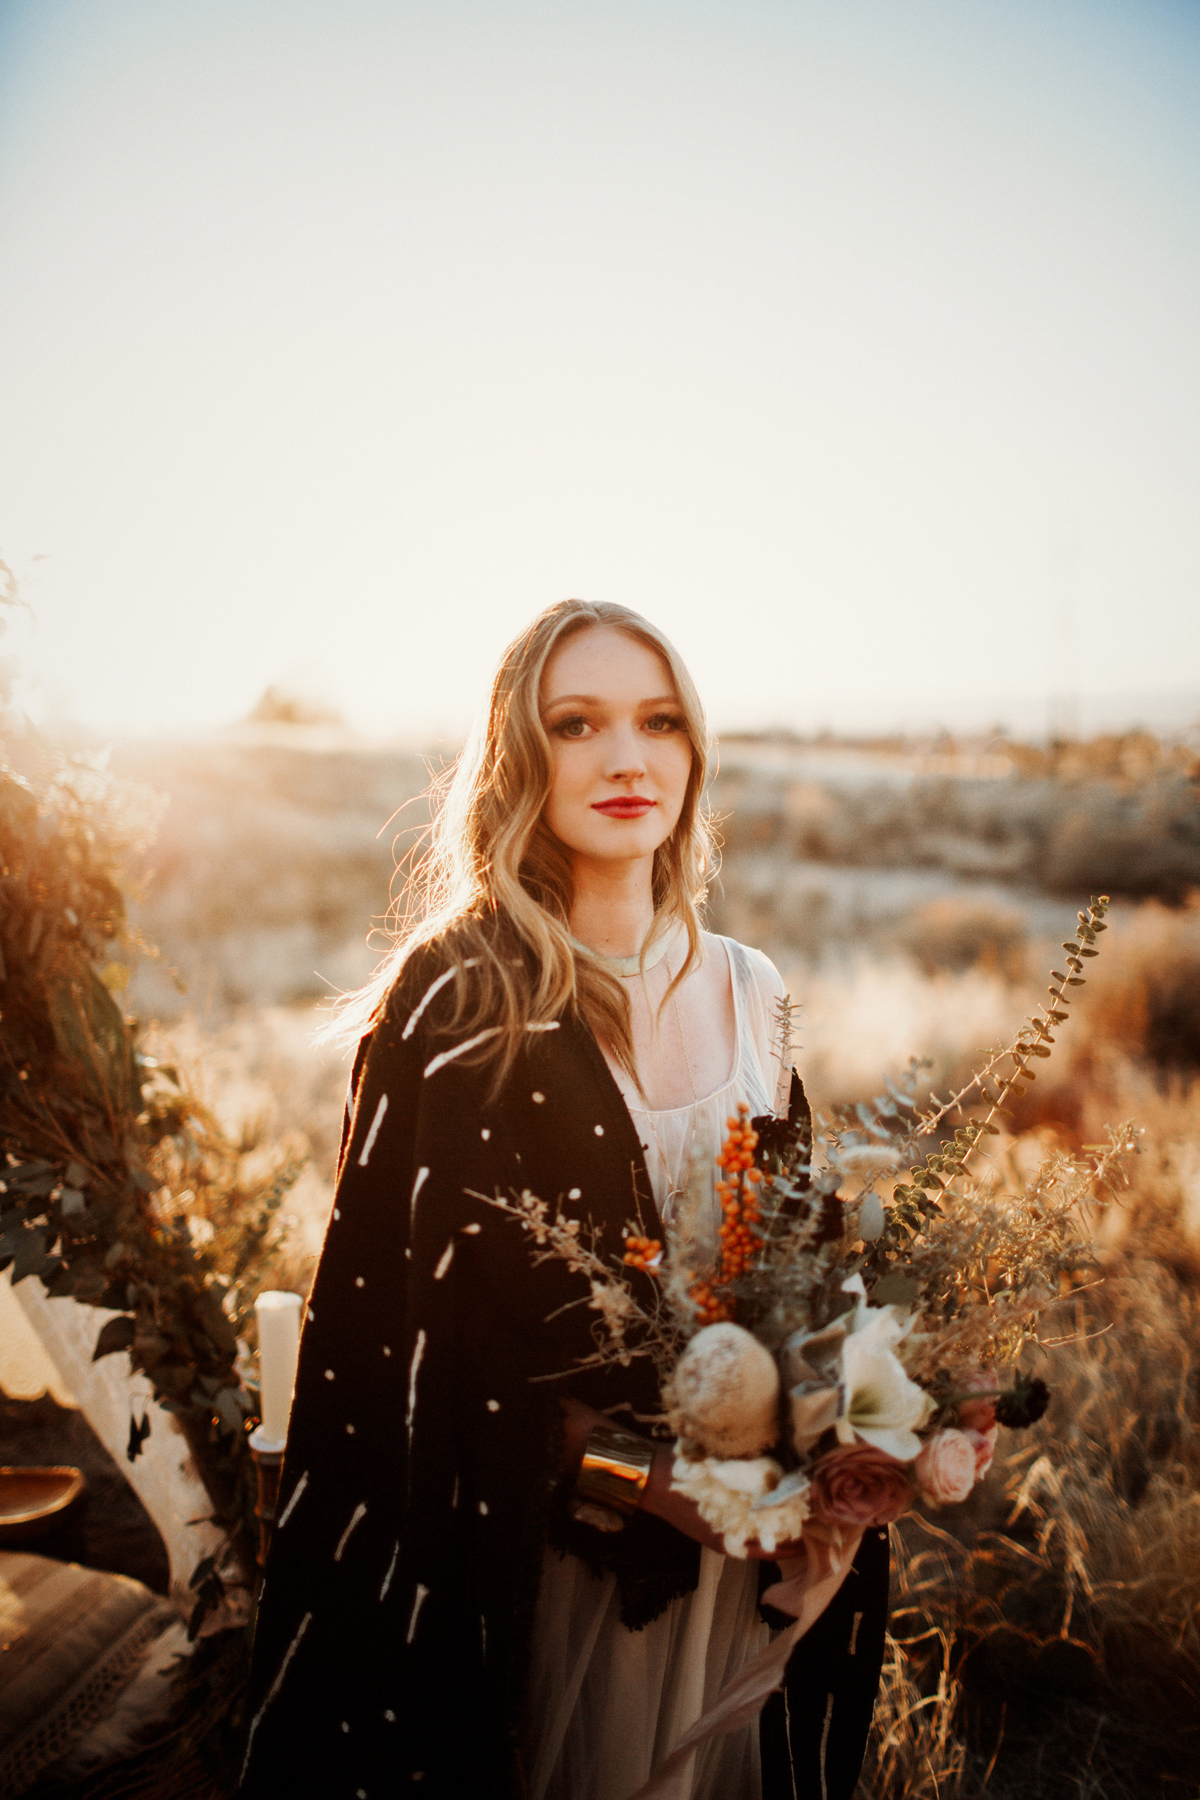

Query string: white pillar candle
255 1290 303 1450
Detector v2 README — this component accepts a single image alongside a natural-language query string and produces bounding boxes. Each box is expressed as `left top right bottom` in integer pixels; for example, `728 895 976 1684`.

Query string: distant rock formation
245 685 344 728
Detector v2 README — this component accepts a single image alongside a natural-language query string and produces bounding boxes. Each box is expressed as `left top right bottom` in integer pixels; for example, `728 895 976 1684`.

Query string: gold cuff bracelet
574 1420 655 1517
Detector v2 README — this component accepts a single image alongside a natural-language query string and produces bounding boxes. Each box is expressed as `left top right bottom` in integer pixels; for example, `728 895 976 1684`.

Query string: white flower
671 1454 810 1556
835 1275 933 1463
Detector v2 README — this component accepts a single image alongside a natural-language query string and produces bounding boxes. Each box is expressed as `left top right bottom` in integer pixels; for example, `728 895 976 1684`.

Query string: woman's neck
568 860 656 960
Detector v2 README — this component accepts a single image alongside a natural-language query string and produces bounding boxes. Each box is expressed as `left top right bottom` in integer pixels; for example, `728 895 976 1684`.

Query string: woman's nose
604 723 647 781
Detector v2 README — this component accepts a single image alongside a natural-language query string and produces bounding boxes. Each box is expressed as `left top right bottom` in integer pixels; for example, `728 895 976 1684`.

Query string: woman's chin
568 828 669 867
549 812 679 866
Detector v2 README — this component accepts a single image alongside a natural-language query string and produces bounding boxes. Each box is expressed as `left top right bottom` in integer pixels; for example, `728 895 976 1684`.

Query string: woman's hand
560 1398 800 1561
639 1441 729 1555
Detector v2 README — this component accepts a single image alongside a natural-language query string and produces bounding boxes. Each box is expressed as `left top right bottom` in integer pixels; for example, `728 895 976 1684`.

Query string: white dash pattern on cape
276 1469 308 1531
240 1610 312 1780
407 1582 430 1644
423 1028 500 1079
402 960 479 1041
406 1330 426 1443
334 1501 368 1562
357 1093 388 1166
380 1539 399 1602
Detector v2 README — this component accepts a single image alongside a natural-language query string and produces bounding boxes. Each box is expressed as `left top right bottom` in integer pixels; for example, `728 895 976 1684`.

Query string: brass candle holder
248 1426 286 1568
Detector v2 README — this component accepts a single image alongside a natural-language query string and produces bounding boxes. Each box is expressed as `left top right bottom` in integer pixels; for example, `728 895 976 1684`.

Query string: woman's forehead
541 624 675 700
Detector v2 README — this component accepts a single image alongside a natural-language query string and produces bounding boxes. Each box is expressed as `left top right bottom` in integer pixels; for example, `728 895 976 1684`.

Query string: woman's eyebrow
542 692 679 708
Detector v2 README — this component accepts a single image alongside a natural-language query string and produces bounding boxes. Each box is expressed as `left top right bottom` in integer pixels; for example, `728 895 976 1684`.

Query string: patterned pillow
0 1551 176 1797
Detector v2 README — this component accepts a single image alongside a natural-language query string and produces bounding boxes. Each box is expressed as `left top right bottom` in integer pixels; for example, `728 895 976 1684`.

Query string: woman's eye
551 714 591 739
645 713 684 734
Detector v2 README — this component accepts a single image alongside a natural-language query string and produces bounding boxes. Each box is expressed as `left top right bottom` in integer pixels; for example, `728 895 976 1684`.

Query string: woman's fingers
639 1449 727 1553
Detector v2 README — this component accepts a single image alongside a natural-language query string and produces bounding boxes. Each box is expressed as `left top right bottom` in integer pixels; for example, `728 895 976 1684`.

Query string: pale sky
0 0 1197 740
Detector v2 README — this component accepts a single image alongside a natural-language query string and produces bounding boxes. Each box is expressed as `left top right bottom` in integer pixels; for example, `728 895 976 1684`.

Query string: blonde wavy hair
332 598 717 1091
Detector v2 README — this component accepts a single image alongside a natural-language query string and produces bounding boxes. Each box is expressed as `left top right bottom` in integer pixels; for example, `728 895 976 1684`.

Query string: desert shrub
1002 732 1197 786
983 900 1200 1158
244 684 343 727
1039 785 1200 904
1070 898 1200 1075
711 733 1200 909
821 898 1200 1155
896 896 1029 980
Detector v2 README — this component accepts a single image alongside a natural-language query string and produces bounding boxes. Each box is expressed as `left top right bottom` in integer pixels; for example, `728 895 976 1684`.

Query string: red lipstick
592 797 656 818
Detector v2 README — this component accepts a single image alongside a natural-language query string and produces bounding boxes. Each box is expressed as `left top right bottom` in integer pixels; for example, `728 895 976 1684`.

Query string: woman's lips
591 797 656 818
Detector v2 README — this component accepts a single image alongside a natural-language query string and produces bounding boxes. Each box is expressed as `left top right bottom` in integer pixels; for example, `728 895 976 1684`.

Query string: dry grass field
7 723 1199 1797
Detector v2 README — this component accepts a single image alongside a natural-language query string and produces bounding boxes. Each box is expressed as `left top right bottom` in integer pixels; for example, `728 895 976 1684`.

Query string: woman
239 601 888 1800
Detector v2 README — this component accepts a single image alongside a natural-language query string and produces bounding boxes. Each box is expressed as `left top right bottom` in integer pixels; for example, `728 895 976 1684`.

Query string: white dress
523 937 789 1800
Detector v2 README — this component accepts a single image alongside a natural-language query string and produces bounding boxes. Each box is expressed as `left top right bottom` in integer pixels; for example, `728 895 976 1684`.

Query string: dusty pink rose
810 1445 914 1527
914 1429 978 1506
963 1426 998 1480
957 1373 999 1434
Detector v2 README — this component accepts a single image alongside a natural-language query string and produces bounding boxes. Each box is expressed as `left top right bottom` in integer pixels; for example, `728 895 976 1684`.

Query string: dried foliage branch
917 895 1111 1138
473 1187 683 1380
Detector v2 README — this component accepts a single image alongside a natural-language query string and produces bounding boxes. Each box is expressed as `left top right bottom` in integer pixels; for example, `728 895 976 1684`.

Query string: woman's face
539 625 694 871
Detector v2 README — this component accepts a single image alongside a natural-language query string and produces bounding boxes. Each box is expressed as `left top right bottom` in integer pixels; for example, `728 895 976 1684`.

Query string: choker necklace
569 928 673 979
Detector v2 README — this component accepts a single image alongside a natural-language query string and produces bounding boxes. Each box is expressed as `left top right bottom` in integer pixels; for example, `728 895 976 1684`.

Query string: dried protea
668 1320 781 1458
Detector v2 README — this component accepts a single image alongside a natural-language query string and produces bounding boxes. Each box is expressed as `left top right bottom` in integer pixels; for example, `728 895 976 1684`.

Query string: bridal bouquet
633 1107 1048 1556
493 895 1129 1552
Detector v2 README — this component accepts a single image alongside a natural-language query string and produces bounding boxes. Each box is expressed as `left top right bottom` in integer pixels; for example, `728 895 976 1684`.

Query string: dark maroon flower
995 1373 1051 1428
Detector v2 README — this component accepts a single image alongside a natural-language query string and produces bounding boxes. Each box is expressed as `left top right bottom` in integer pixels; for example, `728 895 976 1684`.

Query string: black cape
239 945 887 1799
